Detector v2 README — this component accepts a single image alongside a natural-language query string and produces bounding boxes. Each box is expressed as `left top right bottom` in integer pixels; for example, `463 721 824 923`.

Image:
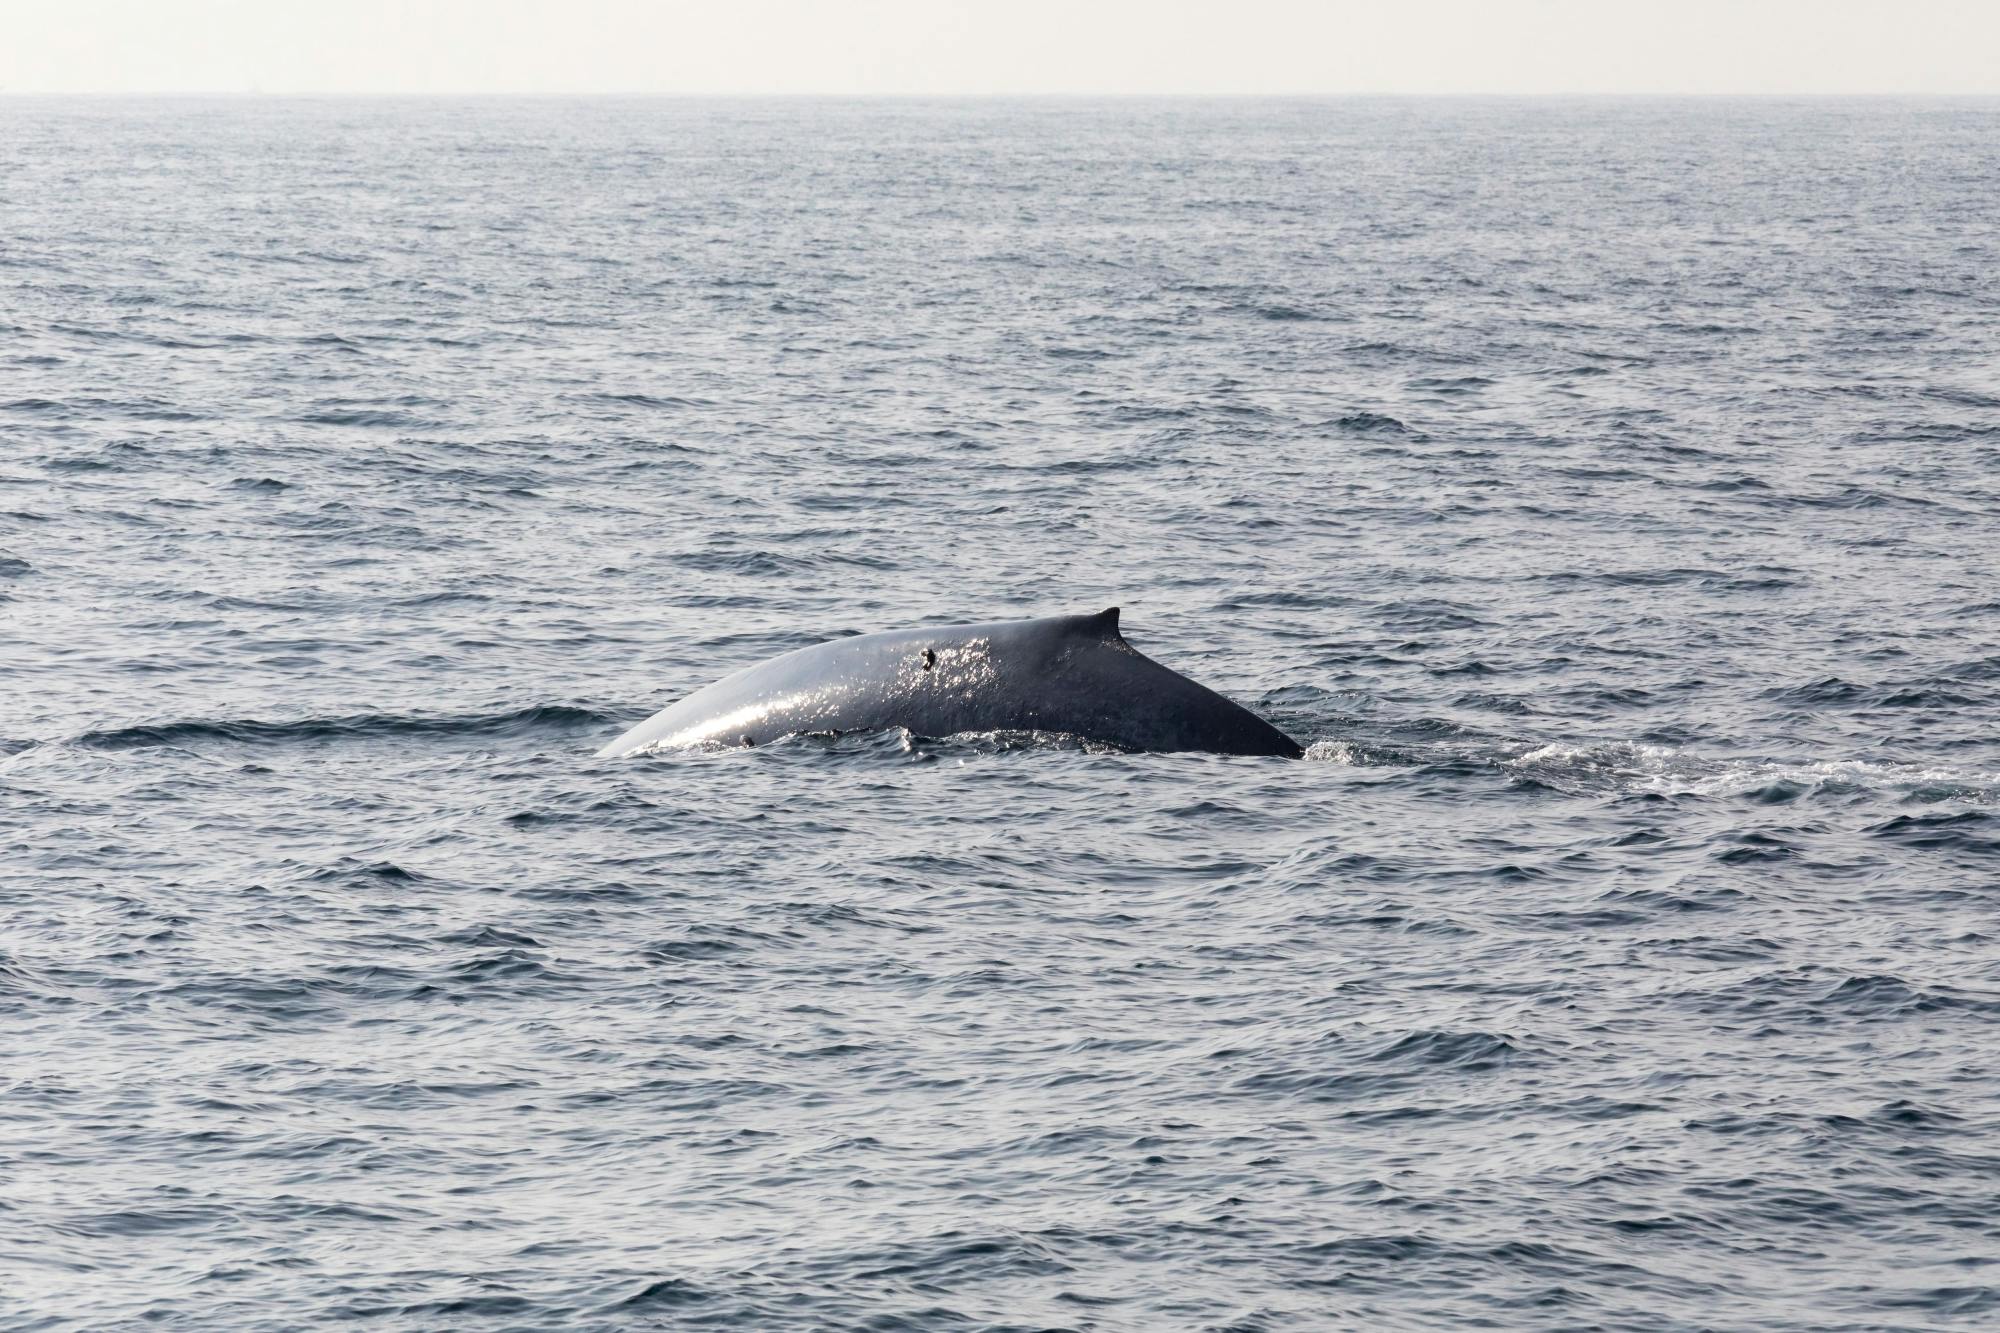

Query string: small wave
1407 375 1494 394
296 409 432 428
70 706 609 751
303 858 436 886
1536 566 1796 591
1766 674 1990 710
1331 411 1408 433
640 932 755 963
1376 599 1491 632
1818 974 2000 1017
604 1278 715 1313
1223 302 1330 322
1505 741 2000 802
572 392 710 410
1368 1028 1533 1071
667 549 899 576
1232 1029 1533 1099
1686 968 2000 1023
1867 811 2000 853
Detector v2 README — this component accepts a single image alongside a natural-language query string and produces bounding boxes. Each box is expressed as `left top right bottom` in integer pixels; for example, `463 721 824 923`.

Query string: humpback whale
596 608 1302 759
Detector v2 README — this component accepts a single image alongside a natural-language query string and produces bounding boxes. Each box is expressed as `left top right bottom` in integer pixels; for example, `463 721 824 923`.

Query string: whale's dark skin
596 608 1303 759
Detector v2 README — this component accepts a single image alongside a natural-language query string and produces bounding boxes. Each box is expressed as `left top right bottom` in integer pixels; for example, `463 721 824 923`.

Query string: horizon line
7 89 2000 99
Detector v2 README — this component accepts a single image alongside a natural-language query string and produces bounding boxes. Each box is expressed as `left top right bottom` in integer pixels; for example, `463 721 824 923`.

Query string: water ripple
2 95 1998 1332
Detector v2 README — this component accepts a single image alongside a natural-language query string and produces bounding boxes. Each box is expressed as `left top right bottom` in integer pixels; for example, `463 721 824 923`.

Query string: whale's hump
597 607 1300 759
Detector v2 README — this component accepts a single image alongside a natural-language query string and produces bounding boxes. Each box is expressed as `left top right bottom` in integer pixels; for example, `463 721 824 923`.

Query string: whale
595 607 1302 759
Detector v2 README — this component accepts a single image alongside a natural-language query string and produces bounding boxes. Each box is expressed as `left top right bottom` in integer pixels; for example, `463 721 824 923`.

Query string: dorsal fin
1081 606 1121 639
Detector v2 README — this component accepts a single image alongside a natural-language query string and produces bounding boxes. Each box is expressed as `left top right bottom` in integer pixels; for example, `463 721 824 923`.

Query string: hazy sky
8 0 1999 96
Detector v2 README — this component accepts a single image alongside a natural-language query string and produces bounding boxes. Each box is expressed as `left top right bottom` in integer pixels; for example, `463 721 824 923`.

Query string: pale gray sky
7 0 1999 96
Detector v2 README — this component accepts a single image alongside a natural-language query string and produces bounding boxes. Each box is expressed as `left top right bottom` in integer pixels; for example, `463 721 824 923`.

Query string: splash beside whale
595 608 1302 759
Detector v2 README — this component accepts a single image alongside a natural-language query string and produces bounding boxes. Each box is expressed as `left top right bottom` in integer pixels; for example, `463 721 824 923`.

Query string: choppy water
5 97 2000 1329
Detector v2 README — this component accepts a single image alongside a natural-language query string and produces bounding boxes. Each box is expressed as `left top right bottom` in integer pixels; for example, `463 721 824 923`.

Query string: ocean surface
5 97 2000 1330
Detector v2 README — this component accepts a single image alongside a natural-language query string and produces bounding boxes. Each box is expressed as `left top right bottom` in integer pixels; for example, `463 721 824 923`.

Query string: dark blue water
5 97 2000 1329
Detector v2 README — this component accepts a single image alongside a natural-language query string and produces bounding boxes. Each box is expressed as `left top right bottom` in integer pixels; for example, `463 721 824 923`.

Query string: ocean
4 96 2000 1329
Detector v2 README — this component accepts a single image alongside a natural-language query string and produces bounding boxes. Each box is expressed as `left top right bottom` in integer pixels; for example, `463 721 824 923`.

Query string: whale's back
596 608 1301 758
